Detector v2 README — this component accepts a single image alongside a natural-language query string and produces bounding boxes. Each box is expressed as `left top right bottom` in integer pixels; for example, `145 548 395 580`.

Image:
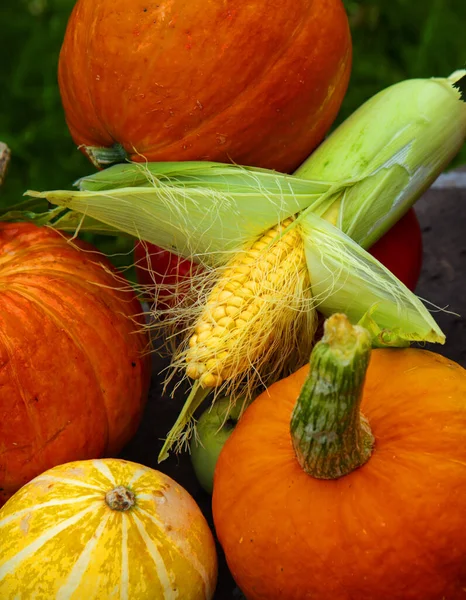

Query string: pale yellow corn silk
155 217 318 457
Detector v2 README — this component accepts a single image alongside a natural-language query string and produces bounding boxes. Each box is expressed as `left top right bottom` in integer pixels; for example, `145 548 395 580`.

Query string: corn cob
182 217 316 393
21 72 466 461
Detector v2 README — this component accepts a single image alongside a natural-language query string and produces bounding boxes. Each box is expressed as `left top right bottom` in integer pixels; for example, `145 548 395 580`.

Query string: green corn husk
296 70 466 248
299 211 443 345
75 161 333 194
26 164 338 264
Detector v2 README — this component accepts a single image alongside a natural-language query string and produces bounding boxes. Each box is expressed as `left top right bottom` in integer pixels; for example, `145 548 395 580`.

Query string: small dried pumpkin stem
82 143 128 169
290 313 374 479
105 486 136 511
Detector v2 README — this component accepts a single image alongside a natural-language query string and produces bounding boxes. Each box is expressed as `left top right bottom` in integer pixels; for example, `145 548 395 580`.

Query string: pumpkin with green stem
212 314 466 599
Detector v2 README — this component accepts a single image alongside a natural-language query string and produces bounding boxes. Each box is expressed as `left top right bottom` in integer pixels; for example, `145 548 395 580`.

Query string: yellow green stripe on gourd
0 459 217 599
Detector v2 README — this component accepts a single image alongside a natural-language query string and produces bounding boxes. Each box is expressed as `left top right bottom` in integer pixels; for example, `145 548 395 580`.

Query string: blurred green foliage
0 0 89 207
343 0 466 123
0 0 465 263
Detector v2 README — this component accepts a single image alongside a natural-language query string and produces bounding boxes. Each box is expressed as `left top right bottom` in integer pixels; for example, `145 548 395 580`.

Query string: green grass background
0 0 465 261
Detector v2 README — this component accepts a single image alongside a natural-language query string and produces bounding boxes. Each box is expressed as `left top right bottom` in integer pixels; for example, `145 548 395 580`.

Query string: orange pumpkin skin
58 0 351 173
0 223 151 506
213 349 466 599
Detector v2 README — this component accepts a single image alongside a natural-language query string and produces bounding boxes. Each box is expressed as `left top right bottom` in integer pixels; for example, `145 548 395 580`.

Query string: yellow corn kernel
189 335 198 348
235 265 251 275
195 322 211 334
186 362 205 379
247 249 261 259
206 358 221 373
225 305 240 317
200 372 223 388
226 296 245 308
218 290 233 302
244 280 259 294
212 326 227 337
197 329 212 343
252 240 268 251
240 256 257 266
229 272 249 285
212 306 227 321
248 303 260 316
217 316 235 329
204 336 223 349
239 310 255 322
234 287 254 299
224 280 242 292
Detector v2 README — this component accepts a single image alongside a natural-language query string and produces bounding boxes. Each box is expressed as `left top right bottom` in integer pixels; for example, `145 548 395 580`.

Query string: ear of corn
158 217 316 460
19 72 466 460
181 217 316 389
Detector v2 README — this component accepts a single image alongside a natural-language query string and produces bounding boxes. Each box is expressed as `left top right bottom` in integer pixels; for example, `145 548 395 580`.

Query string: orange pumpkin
0 458 218 598
0 223 151 506
213 314 466 599
58 0 351 172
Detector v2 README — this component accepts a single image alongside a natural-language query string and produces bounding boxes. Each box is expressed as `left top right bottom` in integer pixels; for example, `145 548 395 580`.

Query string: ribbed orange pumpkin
213 314 466 599
0 458 217 599
58 0 351 172
0 223 151 506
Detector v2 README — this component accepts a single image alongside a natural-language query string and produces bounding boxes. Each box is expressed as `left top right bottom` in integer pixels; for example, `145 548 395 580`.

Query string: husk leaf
25 166 340 265
299 210 445 344
296 73 466 247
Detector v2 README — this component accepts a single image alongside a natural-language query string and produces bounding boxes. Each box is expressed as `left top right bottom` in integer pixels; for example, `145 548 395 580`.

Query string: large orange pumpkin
0 223 151 506
213 314 466 599
58 0 351 172
0 458 217 598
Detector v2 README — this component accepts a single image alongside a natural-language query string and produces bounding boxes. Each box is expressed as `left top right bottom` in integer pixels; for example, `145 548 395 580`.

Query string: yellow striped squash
0 458 217 599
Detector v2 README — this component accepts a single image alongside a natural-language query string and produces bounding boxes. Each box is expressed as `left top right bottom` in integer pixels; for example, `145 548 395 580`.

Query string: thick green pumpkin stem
291 313 374 479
